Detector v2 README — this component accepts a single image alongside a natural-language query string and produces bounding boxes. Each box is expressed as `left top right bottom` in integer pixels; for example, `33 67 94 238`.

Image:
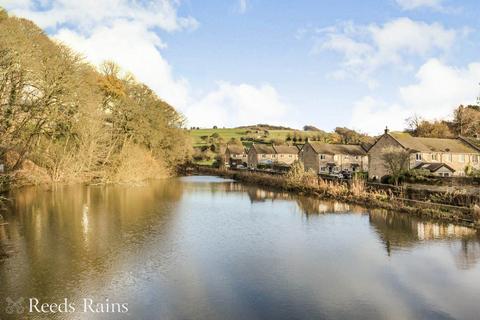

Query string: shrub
285 161 318 189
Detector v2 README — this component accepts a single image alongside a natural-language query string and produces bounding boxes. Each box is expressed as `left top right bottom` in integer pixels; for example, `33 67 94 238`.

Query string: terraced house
300 141 368 174
368 129 480 179
247 144 298 169
224 145 248 168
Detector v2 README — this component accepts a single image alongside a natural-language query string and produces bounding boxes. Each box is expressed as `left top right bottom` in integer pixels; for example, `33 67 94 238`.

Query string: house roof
413 162 455 173
389 133 478 154
360 142 373 152
218 145 227 155
459 136 480 152
252 144 276 154
226 144 246 155
273 145 299 154
307 142 367 156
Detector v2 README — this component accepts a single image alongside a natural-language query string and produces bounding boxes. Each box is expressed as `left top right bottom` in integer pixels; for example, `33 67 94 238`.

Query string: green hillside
189 128 323 148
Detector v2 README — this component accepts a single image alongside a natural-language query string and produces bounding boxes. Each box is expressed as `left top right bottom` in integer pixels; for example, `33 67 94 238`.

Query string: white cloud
238 0 248 14
395 0 444 10
2 0 292 128
1 0 196 111
185 82 289 128
314 18 458 86
2 0 198 32
350 59 480 135
55 21 190 110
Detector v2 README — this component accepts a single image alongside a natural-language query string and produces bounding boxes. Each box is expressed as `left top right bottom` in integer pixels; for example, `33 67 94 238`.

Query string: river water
0 176 479 319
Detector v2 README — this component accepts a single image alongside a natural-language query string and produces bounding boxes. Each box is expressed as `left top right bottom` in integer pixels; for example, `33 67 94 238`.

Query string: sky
1 0 480 135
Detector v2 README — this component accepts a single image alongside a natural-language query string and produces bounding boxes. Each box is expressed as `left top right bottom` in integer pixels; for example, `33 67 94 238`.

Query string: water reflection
0 180 184 317
206 180 480 265
0 176 479 320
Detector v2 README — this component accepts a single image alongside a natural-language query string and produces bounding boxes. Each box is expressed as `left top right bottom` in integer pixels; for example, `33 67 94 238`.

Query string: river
0 176 479 319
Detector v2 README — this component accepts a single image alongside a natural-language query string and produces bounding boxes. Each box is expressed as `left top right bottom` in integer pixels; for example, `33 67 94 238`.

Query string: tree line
405 105 480 138
0 9 192 185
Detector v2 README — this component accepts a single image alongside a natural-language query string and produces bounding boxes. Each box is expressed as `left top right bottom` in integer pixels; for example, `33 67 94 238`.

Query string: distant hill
236 124 295 130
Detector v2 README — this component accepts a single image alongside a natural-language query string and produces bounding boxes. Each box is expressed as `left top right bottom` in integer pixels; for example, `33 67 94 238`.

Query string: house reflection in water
246 188 291 203
368 209 480 268
192 179 480 270
295 196 366 215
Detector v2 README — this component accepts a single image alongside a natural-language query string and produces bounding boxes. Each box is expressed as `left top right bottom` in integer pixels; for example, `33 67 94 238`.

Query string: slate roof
251 144 276 154
273 145 299 154
413 162 455 173
389 133 478 154
307 142 367 156
459 136 480 152
226 145 246 155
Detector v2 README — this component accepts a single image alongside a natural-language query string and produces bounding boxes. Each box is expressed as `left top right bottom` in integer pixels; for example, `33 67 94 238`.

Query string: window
320 154 326 160
334 155 338 161
431 153 438 161
280 154 284 158
262 154 266 158
446 153 452 162
459 154 465 163
473 155 479 163
416 153 422 161
355 156 359 160
289 154 293 158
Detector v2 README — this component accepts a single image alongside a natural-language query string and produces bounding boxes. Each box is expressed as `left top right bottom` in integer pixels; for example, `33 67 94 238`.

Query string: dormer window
415 153 422 161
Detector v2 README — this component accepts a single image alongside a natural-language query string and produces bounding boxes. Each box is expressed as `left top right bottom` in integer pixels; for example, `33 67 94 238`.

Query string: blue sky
2 0 480 134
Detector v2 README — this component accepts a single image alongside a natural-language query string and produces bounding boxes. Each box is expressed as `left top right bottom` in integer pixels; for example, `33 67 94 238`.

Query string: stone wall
368 134 403 179
301 143 319 173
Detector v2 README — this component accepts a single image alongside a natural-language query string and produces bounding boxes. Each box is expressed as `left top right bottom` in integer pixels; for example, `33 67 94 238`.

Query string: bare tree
405 114 423 134
381 147 411 185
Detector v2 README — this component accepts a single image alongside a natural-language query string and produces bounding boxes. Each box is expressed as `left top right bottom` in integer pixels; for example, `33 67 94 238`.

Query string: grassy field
189 128 247 146
188 128 321 147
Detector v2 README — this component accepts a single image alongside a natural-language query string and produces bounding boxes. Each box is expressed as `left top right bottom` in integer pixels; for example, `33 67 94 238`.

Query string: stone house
300 141 368 174
272 145 299 166
224 145 248 167
247 144 299 169
247 144 276 168
413 163 455 177
368 129 480 179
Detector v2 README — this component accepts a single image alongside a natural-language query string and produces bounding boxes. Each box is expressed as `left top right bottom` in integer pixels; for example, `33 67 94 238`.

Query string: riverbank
193 166 480 229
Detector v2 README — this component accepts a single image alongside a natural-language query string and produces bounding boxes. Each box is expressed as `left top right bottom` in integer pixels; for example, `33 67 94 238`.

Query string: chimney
384 126 389 134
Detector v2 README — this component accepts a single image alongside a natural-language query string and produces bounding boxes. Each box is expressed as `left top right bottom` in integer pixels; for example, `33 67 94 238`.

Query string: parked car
329 172 343 179
340 170 352 179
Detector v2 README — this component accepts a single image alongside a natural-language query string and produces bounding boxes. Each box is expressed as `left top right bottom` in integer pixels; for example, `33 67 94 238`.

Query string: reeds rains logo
4 297 128 315
5 297 25 314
